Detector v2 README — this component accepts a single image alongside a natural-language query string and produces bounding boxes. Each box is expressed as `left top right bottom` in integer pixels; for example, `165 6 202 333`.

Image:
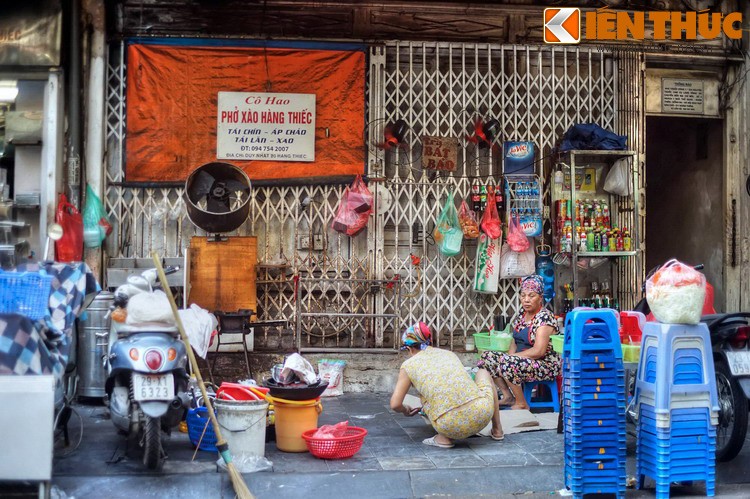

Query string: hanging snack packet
458 200 480 239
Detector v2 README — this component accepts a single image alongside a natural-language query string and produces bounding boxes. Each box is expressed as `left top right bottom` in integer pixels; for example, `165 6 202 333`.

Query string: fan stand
206 233 228 243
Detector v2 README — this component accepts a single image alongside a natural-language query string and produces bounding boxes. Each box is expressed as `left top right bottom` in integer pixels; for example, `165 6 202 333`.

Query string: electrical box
298 235 311 250
313 234 324 251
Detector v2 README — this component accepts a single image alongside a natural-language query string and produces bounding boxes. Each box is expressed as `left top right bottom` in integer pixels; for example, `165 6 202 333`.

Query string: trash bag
603 158 632 196
646 259 706 324
458 200 480 239
507 214 530 252
480 191 502 239
560 123 627 151
433 191 463 256
55 193 84 262
82 184 112 248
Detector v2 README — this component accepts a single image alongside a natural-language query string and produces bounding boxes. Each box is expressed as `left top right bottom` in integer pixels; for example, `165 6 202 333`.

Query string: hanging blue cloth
560 123 627 151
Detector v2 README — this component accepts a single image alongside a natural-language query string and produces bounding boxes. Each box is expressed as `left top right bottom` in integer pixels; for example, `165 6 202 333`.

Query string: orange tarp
125 44 365 182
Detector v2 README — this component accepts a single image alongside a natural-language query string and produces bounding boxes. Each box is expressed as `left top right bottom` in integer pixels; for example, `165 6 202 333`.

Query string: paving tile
410 465 563 496
54 474 227 499
401 425 435 441
530 452 564 466
428 453 487 469
267 451 330 473
368 443 427 459
325 456 383 472
377 456 435 471
247 470 412 499
479 451 542 466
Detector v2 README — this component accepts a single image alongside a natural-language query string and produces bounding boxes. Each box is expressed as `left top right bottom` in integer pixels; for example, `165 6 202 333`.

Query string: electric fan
183 162 252 238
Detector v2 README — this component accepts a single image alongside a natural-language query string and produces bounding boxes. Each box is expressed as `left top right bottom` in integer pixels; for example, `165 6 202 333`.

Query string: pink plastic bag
313 421 350 439
331 187 369 237
507 215 530 252
347 175 374 214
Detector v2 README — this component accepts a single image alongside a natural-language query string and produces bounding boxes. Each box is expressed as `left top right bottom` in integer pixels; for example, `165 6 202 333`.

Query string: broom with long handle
151 252 254 499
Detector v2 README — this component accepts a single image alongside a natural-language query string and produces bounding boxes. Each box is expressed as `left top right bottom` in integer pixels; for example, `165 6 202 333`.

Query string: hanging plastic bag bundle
480 191 502 240
458 200 480 239
433 191 463 256
347 175 374 214
331 176 373 237
646 259 706 324
82 184 113 248
506 214 530 252
55 193 84 262
473 233 501 294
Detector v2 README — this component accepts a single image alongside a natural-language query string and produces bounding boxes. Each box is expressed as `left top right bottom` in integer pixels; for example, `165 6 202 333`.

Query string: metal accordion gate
104 41 642 352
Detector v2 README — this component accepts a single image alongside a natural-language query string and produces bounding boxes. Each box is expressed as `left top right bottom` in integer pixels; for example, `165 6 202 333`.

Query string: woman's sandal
422 436 454 448
490 433 505 441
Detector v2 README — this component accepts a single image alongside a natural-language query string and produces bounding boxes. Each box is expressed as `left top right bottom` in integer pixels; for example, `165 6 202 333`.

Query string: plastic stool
524 379 560 411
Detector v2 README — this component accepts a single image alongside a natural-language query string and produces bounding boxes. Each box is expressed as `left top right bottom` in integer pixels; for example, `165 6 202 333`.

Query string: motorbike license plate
726 352 750 376
133 373 175 402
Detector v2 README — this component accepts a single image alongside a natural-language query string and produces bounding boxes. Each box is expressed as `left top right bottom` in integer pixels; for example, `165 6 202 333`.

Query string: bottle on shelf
480 185 487 212
623 228 631 252
471 183 481 212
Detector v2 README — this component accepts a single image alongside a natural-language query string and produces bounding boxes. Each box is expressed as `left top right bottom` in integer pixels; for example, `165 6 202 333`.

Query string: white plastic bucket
215 399 269 458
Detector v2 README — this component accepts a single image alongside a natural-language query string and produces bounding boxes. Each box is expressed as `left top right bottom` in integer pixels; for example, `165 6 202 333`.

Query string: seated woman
390 321 504 448
478 274 561 410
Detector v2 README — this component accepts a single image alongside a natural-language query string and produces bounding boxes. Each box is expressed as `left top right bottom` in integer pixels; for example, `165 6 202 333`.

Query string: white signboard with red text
217 92 316 162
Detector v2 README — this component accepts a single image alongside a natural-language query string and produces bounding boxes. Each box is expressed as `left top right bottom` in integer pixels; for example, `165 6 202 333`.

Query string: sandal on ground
490 433 505 441
422 436 454 448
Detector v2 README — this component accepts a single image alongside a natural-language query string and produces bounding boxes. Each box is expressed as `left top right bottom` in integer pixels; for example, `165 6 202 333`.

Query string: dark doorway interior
645 116 724 311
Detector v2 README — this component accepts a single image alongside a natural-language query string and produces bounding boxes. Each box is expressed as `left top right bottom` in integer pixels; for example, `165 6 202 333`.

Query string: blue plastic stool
524 379 559 411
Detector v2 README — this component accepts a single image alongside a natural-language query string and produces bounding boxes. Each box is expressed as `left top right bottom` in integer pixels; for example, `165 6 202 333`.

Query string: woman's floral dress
477 307 562 385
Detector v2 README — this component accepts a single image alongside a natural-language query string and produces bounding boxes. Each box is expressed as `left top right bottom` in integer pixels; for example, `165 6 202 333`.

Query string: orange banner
125 44 365 182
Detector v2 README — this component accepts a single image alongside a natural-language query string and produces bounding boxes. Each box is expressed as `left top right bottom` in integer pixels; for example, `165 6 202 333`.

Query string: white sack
126 291 176 326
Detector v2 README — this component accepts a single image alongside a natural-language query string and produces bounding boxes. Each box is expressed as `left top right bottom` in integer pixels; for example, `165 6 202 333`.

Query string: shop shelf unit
552 150 640 310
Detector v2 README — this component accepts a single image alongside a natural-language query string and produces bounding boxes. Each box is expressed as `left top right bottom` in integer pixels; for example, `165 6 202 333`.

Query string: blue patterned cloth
0 262 100 381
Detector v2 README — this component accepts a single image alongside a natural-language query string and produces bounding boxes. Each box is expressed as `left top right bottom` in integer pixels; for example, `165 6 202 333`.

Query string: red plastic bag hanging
55 193 84 262
507 214 530 252
458 200 480 239
480 191 502 240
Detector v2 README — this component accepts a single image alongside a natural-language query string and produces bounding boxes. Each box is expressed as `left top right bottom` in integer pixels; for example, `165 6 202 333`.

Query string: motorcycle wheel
715 361 748 461
143 416 164 470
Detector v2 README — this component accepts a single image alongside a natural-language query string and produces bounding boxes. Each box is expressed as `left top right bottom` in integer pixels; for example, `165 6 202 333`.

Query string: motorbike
630 262 750 461
104 266 190 470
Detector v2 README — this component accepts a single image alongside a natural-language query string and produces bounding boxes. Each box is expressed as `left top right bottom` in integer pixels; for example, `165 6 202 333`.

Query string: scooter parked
105 266 190 470
631 263 750 461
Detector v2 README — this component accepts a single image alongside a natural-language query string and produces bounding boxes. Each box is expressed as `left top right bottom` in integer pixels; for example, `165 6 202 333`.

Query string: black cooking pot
263 379 329 401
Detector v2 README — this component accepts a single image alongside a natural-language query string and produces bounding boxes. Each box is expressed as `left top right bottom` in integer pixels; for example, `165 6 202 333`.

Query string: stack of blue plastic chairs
562 308 627 498
633 322 718 498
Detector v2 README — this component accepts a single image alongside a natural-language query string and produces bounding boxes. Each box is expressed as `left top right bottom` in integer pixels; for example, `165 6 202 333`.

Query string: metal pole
66 0 83 208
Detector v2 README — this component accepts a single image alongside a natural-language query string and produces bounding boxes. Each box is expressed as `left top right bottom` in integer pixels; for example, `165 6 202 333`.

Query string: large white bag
473 234 501 294
499 243 535 279
603 158 631 196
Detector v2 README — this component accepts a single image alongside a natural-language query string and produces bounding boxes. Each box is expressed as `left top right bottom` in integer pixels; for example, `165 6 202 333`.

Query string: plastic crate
621 343 641 363
473 332 512 353
0 271 53 321
550 334 563 353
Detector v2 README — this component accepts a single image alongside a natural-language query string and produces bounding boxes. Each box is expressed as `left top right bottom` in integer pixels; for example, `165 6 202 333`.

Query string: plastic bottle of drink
586 229 595 252
609 229 618 252
616 231 624 251
471 184 481 212
623 228 632 251
601 230 609 252
480 185 487 211
593 229 601 252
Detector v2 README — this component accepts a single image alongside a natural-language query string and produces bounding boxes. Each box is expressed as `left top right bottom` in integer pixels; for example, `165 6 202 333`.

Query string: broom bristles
227 463 254 499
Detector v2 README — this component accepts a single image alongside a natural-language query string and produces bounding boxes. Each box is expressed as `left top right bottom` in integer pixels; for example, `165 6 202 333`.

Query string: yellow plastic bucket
273 398 322 453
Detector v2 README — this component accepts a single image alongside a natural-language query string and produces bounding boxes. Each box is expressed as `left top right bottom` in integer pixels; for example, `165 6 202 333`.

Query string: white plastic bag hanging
499 243 535 279
603 158 631 196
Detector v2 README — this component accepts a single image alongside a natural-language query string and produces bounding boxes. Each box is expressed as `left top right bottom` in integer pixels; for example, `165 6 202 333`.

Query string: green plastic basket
550 334 563 354
473 332 512 353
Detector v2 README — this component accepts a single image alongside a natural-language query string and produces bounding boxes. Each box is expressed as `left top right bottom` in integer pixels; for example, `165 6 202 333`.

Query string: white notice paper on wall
216 92 316 162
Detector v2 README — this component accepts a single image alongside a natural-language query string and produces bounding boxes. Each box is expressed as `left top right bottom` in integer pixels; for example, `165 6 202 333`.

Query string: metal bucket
77 292 114 398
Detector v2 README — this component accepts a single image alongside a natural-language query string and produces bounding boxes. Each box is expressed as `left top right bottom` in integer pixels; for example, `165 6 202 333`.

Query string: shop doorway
645 116 724 311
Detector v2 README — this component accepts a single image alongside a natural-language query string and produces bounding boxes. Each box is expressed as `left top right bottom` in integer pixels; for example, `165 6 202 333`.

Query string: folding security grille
105 41 627 351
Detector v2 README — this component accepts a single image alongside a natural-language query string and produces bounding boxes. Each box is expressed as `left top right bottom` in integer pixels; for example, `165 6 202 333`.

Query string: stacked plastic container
633 322 718 498
562 308 627 498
